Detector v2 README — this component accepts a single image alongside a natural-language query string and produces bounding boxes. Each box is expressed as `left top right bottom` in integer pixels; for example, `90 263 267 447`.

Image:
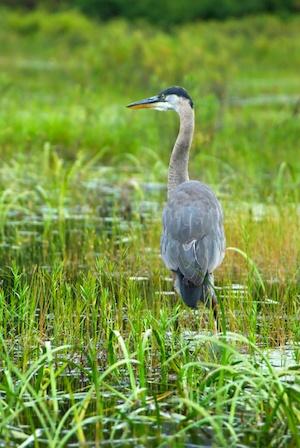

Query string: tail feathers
175 270 213 309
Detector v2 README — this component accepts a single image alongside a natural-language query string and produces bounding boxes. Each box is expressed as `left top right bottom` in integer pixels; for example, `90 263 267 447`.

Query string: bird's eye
160 94 165 100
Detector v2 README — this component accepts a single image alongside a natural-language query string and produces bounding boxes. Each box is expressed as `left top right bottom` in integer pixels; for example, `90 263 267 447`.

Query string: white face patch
153 101 172 111
153 94 180 112
165 94 180 112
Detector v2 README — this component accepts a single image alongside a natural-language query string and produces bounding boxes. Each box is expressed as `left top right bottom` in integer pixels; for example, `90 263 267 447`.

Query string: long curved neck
168 104 194 198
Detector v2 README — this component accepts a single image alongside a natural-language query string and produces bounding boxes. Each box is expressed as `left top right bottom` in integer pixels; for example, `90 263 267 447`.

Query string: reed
0 9 299 446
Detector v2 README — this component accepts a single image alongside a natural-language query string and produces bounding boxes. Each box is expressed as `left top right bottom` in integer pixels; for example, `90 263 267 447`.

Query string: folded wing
161 181 225 286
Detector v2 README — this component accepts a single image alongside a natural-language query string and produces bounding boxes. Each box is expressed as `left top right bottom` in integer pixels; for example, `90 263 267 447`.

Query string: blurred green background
1 4 300 447
0 1 299 202
1 0 300 24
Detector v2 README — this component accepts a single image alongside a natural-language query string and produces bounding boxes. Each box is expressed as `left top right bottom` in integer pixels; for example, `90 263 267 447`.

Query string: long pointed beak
127 95 160 110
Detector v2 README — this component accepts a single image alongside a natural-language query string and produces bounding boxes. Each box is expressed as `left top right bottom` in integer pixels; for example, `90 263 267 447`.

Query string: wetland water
1 9 300 445
0 178 299 447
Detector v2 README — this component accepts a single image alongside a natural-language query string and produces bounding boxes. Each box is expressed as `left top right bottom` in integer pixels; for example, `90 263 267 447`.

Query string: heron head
127 86 193 113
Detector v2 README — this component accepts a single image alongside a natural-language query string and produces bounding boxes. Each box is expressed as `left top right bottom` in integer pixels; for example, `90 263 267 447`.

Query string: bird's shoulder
168 180 221 210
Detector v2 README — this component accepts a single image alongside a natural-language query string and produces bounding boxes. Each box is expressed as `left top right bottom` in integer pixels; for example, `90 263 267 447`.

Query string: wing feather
161 181 225 286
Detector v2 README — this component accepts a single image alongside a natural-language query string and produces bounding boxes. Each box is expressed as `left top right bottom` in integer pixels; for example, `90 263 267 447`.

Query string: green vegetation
0 9 299 447
2 0 300 25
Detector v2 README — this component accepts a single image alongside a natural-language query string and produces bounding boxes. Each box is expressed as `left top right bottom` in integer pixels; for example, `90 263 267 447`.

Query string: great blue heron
127 86 225 327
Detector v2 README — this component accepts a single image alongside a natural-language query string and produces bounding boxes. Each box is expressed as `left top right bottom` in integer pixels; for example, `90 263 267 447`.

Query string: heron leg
211 293 219 334
204 286 219 334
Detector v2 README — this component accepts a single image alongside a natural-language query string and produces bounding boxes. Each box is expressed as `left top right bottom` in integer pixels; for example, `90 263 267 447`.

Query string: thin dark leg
204 287 219 333
211 293 220 333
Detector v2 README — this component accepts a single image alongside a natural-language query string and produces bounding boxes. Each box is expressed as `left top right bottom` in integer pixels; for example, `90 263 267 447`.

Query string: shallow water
1 334 298 447
0 179 299 447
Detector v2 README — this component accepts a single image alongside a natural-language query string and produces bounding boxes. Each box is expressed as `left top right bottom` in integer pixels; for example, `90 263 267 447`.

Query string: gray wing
161 181 225 286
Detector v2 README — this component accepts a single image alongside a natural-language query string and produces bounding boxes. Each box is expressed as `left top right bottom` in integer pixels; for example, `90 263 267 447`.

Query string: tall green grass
0 9 299 446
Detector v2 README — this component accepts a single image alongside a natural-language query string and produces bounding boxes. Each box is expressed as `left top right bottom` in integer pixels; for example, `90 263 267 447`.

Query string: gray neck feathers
168 104 194 198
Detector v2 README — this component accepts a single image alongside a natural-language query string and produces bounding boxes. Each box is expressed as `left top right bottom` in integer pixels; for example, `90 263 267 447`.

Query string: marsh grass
0 9 300 447
0 178 299 445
